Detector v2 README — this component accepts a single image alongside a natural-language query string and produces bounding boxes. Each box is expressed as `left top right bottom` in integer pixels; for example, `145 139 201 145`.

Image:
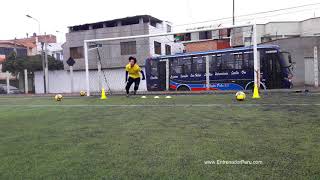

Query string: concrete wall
263 37 320 86
264 22 300 36
301 18 320 36
34 68 147 94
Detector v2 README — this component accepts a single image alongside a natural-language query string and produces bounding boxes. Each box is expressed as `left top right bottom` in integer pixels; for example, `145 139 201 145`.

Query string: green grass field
0 93 319 179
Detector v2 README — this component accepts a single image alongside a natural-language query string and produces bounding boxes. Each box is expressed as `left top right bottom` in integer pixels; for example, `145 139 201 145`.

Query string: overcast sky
1 0 320 42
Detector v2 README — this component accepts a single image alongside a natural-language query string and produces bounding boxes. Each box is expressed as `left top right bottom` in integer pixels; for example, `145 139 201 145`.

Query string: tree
2 55 64 74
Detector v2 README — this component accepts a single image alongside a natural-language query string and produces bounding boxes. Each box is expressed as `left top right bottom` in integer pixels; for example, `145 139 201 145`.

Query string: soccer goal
83 24 259 96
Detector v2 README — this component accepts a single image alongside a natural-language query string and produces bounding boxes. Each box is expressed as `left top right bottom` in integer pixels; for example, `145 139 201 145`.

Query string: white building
232 17 320 47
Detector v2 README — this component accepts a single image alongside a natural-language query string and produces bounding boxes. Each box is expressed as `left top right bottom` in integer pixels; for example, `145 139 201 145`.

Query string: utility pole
41 42 46 93
233 0 235 25
45 40 49 93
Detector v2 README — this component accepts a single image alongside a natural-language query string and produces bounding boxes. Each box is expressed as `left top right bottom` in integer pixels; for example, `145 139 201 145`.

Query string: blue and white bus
145 45 293 91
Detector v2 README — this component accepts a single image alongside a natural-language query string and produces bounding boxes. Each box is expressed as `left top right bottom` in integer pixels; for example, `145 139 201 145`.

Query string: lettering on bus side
241 70 247 75
189 74 203 78
212 83 230 88
215 72 228 76
231 71 240 75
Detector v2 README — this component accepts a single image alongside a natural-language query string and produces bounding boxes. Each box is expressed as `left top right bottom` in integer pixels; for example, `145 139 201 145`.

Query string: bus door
158 60 167 91
262 50 282 89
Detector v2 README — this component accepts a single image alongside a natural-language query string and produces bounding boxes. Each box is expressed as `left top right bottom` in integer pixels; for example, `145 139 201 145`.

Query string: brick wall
184 39 230 53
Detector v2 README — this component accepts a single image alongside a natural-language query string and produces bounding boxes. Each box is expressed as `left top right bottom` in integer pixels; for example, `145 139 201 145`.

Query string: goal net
83 24 258 96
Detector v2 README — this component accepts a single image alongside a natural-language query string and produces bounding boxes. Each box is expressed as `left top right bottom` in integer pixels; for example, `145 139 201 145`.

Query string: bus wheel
177 85 190 91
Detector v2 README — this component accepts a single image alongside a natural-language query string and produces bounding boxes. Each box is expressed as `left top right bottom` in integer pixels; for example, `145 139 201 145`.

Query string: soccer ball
54 94 63 101
80 91 86 96
235 91 246 101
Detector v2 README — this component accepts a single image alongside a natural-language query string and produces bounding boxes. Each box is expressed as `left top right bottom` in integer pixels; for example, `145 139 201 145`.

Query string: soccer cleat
126 94 129 97
133 90 137 95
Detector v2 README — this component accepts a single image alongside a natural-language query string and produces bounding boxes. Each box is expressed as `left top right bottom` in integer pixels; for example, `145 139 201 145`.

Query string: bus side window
193 56 206 74
209 55 216 72
170 58 181 75
234 53 243 70
216 55 223 71
222 53 233 70
244 52 253 69
150 59 158 76
225 53 234 70
181 57 192 75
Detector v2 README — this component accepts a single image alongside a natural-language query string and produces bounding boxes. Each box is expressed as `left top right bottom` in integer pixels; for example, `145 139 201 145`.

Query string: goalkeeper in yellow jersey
125 56 145 97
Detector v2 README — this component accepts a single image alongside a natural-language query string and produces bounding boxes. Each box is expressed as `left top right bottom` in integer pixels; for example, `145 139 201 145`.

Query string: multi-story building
63 15 183 70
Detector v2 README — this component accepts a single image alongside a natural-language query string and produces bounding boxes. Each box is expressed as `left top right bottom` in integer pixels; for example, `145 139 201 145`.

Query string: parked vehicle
145 45 293 91
0 84 22 94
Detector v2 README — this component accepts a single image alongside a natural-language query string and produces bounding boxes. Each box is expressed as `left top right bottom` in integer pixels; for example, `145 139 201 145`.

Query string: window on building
165 44 171 55
154 41 161 55
120 41 137 55
199 31 212 40
150 21 157 27
167 24 172 33
174 33 191 42
70 46 84 59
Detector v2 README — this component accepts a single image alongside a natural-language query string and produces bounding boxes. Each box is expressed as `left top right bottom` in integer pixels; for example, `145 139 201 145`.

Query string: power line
173 2 320 27
215 7 320 25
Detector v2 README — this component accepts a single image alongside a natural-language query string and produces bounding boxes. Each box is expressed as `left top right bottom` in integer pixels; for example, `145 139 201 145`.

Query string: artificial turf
0 93 319 179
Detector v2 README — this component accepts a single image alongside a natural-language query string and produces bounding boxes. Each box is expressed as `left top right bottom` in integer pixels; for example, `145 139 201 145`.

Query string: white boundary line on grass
0 104 320 108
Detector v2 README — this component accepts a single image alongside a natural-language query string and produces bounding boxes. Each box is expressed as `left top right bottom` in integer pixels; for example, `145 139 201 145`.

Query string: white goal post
83 24 259 96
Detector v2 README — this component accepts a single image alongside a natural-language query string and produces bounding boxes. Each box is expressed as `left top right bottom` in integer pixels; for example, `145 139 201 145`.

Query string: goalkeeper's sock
134 90 137 95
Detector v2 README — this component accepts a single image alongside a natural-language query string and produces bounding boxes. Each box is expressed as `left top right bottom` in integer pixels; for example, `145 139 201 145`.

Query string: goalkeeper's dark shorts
126 77 141 94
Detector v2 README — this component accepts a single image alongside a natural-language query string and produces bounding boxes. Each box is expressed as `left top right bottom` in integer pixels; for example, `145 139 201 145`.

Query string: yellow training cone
252 84 260 99
101 88 107 100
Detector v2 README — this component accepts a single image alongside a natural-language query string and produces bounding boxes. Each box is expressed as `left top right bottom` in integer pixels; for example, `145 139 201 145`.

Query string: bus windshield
280 52 292 68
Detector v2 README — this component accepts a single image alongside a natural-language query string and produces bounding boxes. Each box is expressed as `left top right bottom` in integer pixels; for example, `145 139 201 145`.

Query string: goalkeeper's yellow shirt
126 64 141 79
